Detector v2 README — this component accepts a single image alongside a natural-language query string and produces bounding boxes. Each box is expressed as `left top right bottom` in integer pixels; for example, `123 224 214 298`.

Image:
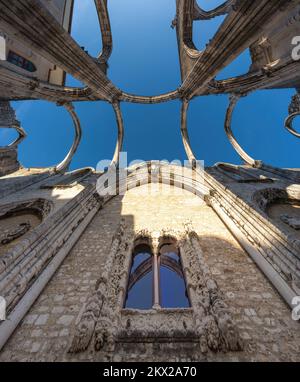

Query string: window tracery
125 236 190 310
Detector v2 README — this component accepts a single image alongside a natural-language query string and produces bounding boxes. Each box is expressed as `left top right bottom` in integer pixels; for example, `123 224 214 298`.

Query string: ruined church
0 0 300 362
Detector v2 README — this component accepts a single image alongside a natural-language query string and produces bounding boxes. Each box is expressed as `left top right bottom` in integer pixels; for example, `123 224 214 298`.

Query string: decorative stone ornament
0 101 19 128
0 221 31 245
69 220 243 359
285 93 300 138
0 101 26 148
0 101 26 175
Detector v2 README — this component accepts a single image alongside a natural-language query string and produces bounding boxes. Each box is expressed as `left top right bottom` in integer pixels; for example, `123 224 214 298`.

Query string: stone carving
0 101 20 128
0 199 53 221
281 214 300 230
70 222 242 357
207 171 300 297
252 188 289 212
0 101 26 149
0 186 102 316
119 309 194 340
288 93 300 115
0 0 299 361
0 221 31 245
69 218 133 353
0 148 20 177
250 37 275 68
180 223 243 353
285 93 300 138
0 101 26 175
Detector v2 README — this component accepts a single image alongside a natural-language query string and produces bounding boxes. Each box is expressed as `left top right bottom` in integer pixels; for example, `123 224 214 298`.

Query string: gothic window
125 237 190 309
7 51 37 72
125 242 153 310
159 242 190 308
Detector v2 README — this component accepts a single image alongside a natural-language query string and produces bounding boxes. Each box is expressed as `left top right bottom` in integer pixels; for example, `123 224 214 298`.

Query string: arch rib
95 0 113 64
120 90 179 104
111 101 124 166
225 94 261 167
285 112 300 138
285 93 300 138
194 0 234 20
180 99 197 167
55 102 82 173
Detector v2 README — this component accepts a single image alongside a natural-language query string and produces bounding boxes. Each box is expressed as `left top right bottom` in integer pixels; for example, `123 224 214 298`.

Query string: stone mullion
152 252 161 309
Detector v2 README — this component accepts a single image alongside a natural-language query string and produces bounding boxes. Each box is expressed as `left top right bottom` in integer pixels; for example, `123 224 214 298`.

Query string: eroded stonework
69 221 242 359
0 184 299 362
0 0 300 363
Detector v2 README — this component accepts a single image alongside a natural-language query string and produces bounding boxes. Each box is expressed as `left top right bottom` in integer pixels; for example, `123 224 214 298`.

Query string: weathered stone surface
0 184 299 362
0 0 300 364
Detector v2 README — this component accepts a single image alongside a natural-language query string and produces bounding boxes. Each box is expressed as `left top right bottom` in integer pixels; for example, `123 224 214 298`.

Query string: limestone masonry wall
0 184 299 361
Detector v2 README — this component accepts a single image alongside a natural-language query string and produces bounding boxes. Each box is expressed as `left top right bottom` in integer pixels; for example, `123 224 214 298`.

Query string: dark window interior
125 239 190 310
7 51 37 72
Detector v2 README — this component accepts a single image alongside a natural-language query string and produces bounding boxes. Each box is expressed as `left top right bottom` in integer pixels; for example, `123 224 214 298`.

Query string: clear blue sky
4 0 299 170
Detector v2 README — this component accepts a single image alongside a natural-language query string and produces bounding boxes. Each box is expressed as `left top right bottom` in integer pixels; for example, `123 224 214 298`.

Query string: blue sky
3 0 299 170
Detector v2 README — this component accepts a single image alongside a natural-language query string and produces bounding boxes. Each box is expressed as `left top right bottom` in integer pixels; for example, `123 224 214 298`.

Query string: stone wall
0 184 299 361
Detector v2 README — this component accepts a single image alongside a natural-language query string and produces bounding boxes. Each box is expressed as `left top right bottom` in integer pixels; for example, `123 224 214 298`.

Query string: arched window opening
124 237 190 310
125 243 153 310
159 242 190 308
7 51 37 72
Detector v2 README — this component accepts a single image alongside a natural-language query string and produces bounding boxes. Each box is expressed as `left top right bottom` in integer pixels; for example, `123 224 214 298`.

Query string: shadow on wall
207 165 300 299
0 184 299 361
100 232 298 362
0 169 101 322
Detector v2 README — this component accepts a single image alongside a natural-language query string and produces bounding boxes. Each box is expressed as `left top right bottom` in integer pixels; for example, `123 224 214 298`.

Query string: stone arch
0 198 53 255
97 162 210 201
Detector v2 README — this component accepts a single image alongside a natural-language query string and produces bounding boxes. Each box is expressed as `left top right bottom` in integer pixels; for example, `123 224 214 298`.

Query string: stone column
152 235 161 308
152 252 160 308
